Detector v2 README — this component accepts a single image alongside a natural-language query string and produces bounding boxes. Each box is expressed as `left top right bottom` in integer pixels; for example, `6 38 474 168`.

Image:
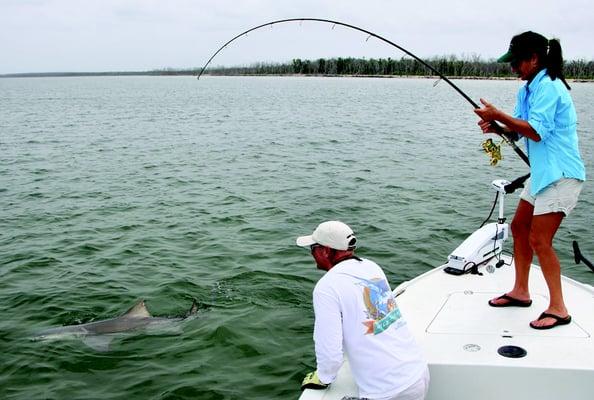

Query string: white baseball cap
296 221 357 251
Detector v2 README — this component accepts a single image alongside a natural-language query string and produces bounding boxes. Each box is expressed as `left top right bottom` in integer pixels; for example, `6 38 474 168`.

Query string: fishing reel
482 131 521 166
482 138 504 166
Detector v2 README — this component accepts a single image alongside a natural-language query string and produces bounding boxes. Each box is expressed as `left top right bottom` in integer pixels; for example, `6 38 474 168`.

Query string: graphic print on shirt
352 276 403 335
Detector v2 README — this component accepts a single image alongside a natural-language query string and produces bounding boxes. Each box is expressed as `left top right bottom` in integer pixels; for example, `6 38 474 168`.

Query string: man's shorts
520 178 584 216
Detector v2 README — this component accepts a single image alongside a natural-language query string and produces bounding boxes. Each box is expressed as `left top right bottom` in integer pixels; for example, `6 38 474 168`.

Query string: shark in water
32 299 199 352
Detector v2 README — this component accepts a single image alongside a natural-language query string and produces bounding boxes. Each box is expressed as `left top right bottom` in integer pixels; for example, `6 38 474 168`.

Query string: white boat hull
300 255 594 399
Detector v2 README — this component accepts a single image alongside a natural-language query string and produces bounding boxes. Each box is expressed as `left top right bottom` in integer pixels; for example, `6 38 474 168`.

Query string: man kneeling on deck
297 221 430 400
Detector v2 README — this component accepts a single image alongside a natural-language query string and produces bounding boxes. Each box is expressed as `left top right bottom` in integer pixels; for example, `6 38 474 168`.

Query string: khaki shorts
520 178 583 216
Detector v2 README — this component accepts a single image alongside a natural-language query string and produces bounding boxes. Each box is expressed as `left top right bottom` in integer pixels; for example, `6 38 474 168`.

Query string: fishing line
197 17 530 166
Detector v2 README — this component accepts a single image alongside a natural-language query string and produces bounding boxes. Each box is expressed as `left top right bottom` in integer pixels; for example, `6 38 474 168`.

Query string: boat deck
300 256 594 400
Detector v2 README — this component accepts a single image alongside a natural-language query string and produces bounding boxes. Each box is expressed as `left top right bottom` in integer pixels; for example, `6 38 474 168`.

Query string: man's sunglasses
310 244 322 252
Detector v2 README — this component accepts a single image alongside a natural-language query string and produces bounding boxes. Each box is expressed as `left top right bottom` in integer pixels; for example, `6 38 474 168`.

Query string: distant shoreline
4 55 593 81
205 73 594 82
1 72 592 82
0 71 191 78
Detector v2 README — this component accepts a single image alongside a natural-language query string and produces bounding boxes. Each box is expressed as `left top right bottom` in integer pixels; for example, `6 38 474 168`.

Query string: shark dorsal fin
122 300 151 318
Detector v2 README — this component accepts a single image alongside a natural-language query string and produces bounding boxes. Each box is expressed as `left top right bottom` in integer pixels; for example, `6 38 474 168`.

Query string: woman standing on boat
474 31 586 329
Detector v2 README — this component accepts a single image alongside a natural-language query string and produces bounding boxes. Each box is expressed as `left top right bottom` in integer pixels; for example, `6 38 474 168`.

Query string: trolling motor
573 241 594 273
444 179 510 275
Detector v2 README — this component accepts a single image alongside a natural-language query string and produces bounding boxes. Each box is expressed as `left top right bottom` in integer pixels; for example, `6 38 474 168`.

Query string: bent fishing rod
197 17 530 167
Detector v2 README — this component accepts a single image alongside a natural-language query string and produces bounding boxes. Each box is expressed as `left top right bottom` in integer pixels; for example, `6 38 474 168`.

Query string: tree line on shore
3 56 591 79
206 56 594 80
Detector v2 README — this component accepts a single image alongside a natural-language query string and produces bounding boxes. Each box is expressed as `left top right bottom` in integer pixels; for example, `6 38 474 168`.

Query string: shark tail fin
187 299 199 317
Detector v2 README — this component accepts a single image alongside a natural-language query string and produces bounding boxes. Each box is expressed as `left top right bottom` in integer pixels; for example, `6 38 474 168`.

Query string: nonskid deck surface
300 256 594 400
427 291 587 338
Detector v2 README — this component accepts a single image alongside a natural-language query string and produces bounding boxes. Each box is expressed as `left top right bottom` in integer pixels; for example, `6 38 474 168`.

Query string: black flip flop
530 312 572 330
488 293 533 308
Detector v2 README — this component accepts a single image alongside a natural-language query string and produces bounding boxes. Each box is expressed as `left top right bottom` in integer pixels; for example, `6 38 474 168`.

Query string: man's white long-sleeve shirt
313 257 427 399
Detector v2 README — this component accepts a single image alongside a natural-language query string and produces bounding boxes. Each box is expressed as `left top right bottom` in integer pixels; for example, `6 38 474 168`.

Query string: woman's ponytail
547 38 571 90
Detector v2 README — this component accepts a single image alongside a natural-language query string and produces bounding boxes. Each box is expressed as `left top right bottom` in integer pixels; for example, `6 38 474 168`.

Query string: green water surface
1 76 592 399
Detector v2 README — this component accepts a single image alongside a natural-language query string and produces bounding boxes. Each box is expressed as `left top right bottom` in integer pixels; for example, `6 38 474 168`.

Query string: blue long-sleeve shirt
513 69 586 195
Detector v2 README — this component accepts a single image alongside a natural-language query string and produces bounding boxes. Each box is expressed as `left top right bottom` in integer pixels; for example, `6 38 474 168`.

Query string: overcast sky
1 0 592 74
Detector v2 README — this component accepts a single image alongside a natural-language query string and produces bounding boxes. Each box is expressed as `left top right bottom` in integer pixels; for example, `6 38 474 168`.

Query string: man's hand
301 371 329 391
